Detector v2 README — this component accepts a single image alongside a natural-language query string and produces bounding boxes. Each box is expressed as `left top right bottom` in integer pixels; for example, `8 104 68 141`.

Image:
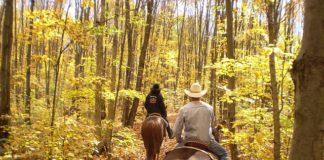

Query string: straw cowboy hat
184 82 207 98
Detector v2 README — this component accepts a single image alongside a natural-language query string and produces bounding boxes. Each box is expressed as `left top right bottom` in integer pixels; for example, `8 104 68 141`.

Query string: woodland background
0 0 310 159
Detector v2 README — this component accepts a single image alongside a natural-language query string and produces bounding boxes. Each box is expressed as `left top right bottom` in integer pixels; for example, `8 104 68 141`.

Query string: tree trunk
16 0 25 108
175 0 187 107
122 0 134 125
289 0 324 159
266 0 281 159
25 0 35 125
35 43 42 99
196 0 207 85
72 1 84 114
269 50 281 160
13 0 19 107
94 0 106 138
45 41 51 108
201 0 212 89
106 0 119 152
51 5 70 128
209 0 219 110
225 0 239 159
0 0 13 148
126 0 154 127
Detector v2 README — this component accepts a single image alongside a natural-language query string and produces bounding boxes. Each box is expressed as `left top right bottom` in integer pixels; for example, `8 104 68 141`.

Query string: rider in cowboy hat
144 84 173 138
173 82 228 160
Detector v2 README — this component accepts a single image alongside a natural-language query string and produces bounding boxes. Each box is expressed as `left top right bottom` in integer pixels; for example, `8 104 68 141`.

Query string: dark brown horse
141 113 167 160
164 127 222 160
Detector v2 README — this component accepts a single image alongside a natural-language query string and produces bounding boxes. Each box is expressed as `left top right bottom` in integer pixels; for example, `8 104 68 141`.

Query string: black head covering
150 84 160 94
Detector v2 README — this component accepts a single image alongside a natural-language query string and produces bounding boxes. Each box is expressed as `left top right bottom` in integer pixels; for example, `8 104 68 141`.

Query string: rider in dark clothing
144 84 173 138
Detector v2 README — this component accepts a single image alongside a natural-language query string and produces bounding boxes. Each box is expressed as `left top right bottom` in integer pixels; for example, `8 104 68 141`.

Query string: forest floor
133 113 178 160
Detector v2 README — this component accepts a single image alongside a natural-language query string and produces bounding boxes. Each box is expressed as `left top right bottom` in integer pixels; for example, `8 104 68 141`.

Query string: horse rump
141 116 166 160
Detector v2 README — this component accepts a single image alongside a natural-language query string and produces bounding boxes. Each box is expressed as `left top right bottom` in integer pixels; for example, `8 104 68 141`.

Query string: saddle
165 146 218 160
185 141 210 152
184 138 211 153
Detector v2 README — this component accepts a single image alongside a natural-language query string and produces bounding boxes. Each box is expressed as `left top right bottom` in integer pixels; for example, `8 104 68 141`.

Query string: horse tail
146 144 154 160
141 116 165 160
145 133 155 160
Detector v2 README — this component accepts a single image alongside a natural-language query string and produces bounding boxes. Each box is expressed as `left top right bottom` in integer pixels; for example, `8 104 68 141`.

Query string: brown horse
163 127 222 160
141 113 167 160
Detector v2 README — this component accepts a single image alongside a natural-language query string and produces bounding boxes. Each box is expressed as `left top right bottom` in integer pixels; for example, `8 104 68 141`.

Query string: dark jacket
144 91 167 118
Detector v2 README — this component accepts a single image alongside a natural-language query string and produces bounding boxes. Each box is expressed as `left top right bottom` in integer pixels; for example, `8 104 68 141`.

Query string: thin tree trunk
282 5 294 157
0 0 13 149
51 4 71 128
126 0 155 127
201 0 212 89
24 0 35 124
35 45 42 99
197 0 206 83
210 0 219 110
122 0 134 125
106 0 119 153
175 0 187 106
218 0 226 123
289 0 324 159
18 0 25 108
94 0 106 138
72 1 84 114
19 0 25 70
266 0 281 159
269 49 281 160
225 0 239 159
45 40 51 108
14 0 20 107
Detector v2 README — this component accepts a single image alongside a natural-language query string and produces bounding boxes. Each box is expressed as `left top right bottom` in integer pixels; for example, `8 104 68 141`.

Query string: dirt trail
133 113 178 159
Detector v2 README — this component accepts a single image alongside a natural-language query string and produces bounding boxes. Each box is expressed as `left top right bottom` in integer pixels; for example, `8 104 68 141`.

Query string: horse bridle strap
174 146 218 160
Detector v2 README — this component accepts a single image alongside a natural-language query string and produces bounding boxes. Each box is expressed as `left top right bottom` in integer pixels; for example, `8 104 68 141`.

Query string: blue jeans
176 138 228 160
